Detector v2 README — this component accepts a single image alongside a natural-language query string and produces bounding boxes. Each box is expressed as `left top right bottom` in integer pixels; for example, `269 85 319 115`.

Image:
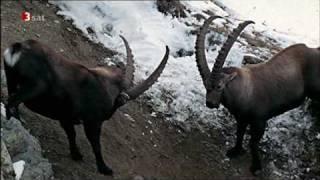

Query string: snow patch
13 160 25 180
1 103 6 118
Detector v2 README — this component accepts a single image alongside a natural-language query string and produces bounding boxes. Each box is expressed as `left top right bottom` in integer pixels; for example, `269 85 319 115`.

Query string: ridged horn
211 20 254 74
120 35 135 89
125 46 170 100
195 15 222 88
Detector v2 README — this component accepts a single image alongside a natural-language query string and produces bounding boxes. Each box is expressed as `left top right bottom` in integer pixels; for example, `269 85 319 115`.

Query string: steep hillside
1 1 319 179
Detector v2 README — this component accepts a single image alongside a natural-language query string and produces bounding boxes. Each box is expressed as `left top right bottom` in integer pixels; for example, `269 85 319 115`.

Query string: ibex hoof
250 163 262 176
71 151 83 161
226 147 246 158
98 165 113 176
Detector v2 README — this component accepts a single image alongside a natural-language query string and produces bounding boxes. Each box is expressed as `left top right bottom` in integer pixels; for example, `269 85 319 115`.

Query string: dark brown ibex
195 16 320 174
3 36 170 175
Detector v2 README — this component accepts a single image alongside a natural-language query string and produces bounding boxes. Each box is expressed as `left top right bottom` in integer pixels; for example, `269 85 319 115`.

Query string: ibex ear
224 72 237 83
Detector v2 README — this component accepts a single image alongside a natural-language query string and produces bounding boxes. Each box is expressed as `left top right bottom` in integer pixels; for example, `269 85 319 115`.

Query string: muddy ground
1 1 317 180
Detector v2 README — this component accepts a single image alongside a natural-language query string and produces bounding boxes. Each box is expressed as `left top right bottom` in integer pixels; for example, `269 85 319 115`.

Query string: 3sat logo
21 11 31 21
21 11 45 22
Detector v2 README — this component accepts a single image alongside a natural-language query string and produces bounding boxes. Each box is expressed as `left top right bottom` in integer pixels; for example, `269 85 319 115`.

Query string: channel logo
21 11 31 22
21 11 45 22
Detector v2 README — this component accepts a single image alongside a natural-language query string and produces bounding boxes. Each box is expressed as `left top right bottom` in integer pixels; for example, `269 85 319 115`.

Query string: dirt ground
0 1 276 180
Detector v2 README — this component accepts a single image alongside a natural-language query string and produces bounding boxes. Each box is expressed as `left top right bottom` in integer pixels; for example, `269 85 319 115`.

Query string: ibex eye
216 85 223 90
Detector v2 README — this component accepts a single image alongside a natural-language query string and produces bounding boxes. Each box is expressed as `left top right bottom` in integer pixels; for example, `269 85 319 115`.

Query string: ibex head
195 16 254 108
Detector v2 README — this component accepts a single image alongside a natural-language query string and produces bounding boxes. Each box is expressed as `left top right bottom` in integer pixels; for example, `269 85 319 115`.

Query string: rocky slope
1 1 319 180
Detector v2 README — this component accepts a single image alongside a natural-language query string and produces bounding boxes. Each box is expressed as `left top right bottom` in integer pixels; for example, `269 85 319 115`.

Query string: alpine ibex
195 16 320 174
3 36 170 175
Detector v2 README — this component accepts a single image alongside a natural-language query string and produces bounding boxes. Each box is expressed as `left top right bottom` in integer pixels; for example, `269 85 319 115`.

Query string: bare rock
243 54 264 65
1 141 15 180
1 115 53 180
156 0 187 18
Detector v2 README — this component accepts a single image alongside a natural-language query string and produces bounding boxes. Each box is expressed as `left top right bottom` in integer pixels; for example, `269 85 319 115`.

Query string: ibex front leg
83 120 113 175
4 63 20 120
59 120 83 161
226 120 248 158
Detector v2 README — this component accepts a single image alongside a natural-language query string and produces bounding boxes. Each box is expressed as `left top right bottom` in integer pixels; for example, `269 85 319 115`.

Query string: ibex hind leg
308 64 320 101
306 79 320 118
309 98 320 121
308 87 320 102
249 121 266 176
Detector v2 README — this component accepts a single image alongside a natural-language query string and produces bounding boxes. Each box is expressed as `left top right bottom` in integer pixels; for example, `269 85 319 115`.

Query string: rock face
156 0 187 18
1 114 53 180
243 54 265 65
1 141 15 180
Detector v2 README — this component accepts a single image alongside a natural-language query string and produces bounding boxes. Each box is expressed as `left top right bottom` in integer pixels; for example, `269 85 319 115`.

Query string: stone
1 115 53 179
1 141 15 180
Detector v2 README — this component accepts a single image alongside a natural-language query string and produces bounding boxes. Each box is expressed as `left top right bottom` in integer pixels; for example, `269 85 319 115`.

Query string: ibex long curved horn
120 35 135 89
125 46 170 100
211 20 254 75
195 16 222 88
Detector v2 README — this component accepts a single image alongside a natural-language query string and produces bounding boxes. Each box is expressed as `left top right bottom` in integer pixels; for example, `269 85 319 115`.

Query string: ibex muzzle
205 72 237 108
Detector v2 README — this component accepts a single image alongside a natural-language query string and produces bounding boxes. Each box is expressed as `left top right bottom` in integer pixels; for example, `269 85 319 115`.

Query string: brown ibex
195 16 320 174
3 36 169 175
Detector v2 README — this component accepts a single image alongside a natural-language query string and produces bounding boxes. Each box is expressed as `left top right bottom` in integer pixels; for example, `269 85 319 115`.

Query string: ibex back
195 16 320 175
